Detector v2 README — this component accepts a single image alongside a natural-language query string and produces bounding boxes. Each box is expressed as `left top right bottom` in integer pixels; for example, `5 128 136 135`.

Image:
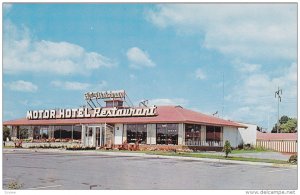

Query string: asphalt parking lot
2 150 298 190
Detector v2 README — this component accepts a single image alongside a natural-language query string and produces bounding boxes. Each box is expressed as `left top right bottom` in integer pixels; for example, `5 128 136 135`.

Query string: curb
3 148 297 168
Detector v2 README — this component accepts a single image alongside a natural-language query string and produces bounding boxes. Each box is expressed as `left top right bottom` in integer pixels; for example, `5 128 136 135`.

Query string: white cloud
148 98 188 106
195 68 206 80
90 81 108 91
233 60 261 73
51 81 91 90
51 80 108 91
3 20 117 75
129 74 137 80
19 100 42 107
3 4 12 13
147 4 296 60
226 62 297 128
126 47 156 69
6 80 38 92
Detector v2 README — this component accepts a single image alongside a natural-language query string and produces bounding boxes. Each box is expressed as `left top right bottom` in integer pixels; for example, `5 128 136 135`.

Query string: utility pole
275 87 282 133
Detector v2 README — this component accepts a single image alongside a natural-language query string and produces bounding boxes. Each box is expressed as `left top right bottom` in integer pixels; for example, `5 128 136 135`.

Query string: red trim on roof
3 106 246 128
257 131 298 140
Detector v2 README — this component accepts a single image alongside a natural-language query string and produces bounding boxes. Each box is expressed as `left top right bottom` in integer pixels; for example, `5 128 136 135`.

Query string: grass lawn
143 151 288 164
231 149 273 154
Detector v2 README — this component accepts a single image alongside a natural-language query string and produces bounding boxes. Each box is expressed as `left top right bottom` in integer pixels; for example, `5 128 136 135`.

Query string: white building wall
114 124 123 145
223 126 242 148
238 123 257 146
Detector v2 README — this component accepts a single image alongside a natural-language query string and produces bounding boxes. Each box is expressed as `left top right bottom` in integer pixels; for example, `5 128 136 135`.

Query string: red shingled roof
257 131 298 140
3 106 246 128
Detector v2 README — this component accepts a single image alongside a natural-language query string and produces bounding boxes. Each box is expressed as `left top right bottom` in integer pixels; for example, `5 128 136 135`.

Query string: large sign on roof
84 90 125 101
26 106 157 120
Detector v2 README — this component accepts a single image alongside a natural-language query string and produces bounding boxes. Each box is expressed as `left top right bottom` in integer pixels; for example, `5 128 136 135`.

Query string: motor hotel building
3 90 248 150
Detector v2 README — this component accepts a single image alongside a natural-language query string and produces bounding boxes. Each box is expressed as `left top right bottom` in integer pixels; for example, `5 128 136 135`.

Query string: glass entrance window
33 126 41 139
156 124 178 145
19 126 30 139
40 126 49 139
73 125 82 140
206 126 223 142
88 127 93 136
185 124 201 145
96 127 101 146
54 125 73 141
126 124 147 144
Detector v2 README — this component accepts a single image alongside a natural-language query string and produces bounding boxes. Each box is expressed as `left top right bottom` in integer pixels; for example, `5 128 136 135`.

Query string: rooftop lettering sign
84 90 125 101
26 106 157 120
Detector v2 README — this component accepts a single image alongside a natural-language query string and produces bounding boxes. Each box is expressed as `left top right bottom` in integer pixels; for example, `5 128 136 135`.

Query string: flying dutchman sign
26 106 157 120
85 90 125 100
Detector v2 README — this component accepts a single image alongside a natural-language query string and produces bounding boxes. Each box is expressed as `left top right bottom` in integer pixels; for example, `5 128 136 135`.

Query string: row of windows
184 125 223 145
17 125 82 140
185 125 223 141
127 124 222 145
14 124 222 145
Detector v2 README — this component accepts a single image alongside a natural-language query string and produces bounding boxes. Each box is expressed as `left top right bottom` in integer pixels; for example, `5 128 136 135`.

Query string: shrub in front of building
66 145 96 150
288 154 297 164
223 140 232 158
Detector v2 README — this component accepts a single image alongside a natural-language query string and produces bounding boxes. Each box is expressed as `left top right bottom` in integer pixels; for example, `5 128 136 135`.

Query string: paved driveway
2 150 297 190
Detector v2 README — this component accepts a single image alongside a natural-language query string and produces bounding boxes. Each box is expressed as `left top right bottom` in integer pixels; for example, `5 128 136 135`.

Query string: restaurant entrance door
84 124 114 148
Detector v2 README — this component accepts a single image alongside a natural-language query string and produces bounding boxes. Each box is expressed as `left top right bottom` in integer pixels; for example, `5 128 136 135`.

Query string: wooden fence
256 140 297 153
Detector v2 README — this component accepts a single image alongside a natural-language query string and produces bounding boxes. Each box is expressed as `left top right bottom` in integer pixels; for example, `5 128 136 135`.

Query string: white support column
114 124 123 145
82 125 86 146
201 125 206 145
92 126 96 147
147 124 156 145
178 123 184 145
123 124 127 143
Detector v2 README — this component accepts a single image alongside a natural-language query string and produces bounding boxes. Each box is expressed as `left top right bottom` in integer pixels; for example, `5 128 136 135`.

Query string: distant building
257 132 297 141
256 132 297 153
237 122 257 146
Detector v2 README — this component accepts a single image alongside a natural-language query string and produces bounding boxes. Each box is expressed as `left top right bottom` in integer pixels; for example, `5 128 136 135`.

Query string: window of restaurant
54 126 61 139
19 126 30 139
185 124 201 145
127 124 147 144
156 124 178 145
54 126 73 140
60 126 72 140
33 126 41 139
206 126 223 142
25 125 82 141
40 126 49 139
73 125 82 140
88 127 93 136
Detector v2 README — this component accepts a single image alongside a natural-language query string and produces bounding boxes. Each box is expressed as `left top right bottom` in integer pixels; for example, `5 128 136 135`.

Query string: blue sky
3 3 297 131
